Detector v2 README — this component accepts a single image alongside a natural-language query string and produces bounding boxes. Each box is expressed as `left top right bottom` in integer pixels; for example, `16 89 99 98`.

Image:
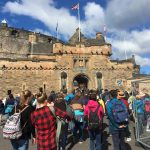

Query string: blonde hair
20 90 32 108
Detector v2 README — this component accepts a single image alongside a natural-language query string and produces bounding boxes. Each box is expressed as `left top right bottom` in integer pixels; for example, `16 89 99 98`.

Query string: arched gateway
73 74 89 89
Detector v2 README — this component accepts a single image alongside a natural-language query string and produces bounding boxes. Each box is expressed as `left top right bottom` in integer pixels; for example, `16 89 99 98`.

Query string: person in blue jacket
3 90 15 115
132 92 145 136
106 90 127 150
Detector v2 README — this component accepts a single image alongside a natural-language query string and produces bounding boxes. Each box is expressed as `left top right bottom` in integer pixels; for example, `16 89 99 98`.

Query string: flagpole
56 28 58 42
78 3 81 42
104 24 107 42
56 21 58 42
123 32 127 60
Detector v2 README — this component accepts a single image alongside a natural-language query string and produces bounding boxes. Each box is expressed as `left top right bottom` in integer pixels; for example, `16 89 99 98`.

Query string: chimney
96 32 103 39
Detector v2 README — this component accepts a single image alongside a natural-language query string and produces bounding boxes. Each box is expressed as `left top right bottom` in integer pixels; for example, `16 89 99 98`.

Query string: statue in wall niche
61 78 66 89
97 78 102 91
79 60 84 67
61 72 67 91
96 72 102 91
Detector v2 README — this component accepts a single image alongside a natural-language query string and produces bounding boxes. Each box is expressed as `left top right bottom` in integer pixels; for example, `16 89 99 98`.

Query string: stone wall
0 53 136 98
0 36 29 58
0 24 139 98
139 80 150 94
53 43 112 55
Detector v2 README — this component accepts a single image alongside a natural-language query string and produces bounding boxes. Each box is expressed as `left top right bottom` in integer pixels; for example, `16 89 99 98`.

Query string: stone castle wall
0 23 139 97
0 54 135 98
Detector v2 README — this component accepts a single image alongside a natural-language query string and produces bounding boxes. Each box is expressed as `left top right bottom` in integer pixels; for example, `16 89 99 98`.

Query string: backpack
72 103 84 122
49 106 65 149
145 101 150 113
66 103 74 119
111 101 129 125
4 105 14 114
88 105 101 130
3 106 28 139
135 100 144 114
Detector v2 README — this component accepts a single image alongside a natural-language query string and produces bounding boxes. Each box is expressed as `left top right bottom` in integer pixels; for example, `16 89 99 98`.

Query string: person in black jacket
10 90 36 150
54 92 68 150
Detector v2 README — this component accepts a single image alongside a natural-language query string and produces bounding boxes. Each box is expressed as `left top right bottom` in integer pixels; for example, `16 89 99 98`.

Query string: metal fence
131 79 150 149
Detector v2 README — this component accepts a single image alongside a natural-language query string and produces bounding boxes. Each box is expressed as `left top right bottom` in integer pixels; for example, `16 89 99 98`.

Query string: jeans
73 120 84 140
125 125 131 138
137 114 145 135
89 129 102 150
112 131 126 150
60 123 68 150
11 139 29 150
146 113 150 129
68 121 74 133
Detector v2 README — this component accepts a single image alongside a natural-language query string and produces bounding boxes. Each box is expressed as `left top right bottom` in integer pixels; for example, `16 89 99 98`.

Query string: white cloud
82 2 105 36
135 55 150 67
107 29 150 67
3 0 105 39
2 0 150 68
105 0 150 30
3 0 78 39
108 29 150 57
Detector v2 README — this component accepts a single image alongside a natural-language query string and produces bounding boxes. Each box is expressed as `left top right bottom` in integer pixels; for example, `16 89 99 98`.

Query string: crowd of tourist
0 87 149 150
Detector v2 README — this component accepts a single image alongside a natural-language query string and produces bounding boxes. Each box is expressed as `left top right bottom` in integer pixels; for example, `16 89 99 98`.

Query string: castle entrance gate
73 74 89 89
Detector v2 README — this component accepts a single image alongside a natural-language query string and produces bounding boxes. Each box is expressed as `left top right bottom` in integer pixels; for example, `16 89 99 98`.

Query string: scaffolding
131 78 150 149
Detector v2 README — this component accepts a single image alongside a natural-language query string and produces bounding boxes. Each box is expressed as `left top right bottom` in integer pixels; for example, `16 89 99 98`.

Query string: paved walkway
0 117 149 150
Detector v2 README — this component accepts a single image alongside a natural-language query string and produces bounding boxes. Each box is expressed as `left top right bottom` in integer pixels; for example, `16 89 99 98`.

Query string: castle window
48 38 52 43
11 30 18 37
96 72 102 78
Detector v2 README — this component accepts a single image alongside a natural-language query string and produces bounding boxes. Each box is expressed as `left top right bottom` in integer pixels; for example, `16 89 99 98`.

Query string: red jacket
31 106 68 150
119 98 129 110
84 100 104 129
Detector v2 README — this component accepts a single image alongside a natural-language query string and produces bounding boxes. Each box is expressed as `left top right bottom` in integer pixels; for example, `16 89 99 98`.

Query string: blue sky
0 0 150 74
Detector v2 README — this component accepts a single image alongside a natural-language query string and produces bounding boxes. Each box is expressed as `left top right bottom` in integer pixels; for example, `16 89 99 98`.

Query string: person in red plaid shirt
31 93 69 150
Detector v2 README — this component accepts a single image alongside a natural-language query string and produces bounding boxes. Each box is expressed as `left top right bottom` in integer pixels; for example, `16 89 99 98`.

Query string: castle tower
1 19 8 28
96 32 105 41
28 32 37 43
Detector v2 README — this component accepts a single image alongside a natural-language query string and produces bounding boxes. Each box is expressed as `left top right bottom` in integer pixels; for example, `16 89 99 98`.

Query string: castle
0 20 140 97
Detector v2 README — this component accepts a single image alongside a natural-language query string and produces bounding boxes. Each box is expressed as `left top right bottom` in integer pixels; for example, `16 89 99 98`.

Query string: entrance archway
73 74 89 89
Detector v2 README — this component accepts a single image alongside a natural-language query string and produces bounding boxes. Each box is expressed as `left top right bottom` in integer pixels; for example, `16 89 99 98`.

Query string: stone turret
1 19 8 28
96 32 104 40
28 33 37 43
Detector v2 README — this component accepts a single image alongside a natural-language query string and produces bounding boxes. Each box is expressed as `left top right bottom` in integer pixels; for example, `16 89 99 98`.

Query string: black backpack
88 105 101 130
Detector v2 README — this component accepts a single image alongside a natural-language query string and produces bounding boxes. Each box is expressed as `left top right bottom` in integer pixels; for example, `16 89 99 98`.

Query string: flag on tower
103 24 107 34
71 3 81 42
56 21 59 41
103 24 107 41
72 3 79 10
